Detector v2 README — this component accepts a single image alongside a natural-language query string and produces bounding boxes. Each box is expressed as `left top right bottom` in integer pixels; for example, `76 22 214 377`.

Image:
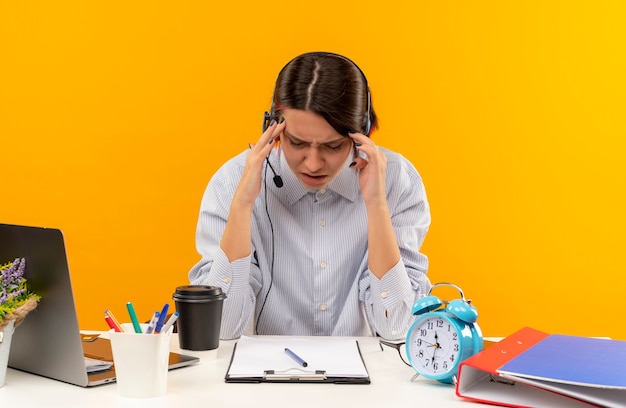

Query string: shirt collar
279 151 360 205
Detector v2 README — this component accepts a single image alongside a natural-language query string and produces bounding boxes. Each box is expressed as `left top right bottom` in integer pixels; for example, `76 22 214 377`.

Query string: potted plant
1 257 40 387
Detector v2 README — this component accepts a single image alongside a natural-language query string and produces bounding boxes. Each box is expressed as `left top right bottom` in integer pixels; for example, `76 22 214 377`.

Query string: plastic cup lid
173 285 225 301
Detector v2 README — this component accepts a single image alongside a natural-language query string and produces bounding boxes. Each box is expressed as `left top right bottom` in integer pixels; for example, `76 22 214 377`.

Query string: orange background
2 1 625 339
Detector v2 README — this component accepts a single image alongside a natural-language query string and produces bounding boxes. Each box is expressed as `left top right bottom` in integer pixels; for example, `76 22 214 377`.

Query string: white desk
1 334 473 407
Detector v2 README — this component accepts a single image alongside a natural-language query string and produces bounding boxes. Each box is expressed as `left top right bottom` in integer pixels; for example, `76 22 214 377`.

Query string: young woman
189 52 431 339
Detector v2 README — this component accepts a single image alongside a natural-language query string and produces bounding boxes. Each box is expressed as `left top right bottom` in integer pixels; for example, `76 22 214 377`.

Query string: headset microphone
265 155 283 188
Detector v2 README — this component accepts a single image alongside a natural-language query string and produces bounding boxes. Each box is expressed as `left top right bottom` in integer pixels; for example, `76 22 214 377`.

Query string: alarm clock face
406 314 462 379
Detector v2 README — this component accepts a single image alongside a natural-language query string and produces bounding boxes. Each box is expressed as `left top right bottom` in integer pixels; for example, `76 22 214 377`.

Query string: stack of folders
455 327 626 408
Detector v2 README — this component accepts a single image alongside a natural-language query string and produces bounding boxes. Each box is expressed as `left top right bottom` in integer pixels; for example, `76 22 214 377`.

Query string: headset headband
263 52 371 135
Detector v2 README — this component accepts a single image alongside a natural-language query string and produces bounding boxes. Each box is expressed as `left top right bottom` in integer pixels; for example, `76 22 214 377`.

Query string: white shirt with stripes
189 146 431 340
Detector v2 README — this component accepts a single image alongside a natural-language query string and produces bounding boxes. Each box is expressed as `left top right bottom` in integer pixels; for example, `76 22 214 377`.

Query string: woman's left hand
349 132 387 206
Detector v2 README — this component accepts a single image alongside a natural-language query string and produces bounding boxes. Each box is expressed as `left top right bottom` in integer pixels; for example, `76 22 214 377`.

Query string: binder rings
224 336 370 384
455 327 626 408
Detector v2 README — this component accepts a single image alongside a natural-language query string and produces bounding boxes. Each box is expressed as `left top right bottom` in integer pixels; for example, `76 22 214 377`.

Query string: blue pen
154 303 169 333
126 302 143 333
145 311 160 334
285 348 308 367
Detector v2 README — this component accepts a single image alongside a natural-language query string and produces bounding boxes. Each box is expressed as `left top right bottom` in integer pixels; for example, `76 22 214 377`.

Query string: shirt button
380 291 388 299
320 188 326 194
320 219 326 227
320 261 327 268
391 329 398 336
223 277 231 283
319 304 327 311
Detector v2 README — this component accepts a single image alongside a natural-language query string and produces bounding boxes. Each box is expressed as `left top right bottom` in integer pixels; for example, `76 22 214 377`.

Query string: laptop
1 223 199 387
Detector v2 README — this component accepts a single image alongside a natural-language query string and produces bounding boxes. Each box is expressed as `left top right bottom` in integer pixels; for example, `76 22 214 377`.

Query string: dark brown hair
271 52 378 136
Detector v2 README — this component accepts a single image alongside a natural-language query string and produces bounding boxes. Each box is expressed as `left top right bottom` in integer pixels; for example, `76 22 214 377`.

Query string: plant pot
0 319 15 387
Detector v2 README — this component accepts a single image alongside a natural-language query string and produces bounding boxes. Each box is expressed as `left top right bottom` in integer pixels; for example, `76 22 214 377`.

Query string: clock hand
431 343 438 363
431 331 441 363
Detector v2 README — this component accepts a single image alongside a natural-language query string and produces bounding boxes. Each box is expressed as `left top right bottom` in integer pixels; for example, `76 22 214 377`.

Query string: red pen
104 315 121 332
105 309 123 331
104 309 124 332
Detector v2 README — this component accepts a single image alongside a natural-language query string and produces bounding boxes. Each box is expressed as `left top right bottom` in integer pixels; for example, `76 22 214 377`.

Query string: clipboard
224 336 371 384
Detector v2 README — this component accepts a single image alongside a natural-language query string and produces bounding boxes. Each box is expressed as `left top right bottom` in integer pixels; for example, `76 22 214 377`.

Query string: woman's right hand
233 118 286 207
221 118 286 262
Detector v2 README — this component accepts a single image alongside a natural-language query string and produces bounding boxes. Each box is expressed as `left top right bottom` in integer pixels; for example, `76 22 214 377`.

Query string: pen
104 309 124 332
104 315 121 332
154 303 169 333
285 348 308 367
159 311 179 334
145 311 160 334
126 301 142 333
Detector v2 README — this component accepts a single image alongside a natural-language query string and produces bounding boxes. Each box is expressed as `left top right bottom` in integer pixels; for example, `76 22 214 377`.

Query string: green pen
126 301 142 333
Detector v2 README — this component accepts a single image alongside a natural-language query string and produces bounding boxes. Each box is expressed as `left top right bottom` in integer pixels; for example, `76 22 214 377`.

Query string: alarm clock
405 282 483 384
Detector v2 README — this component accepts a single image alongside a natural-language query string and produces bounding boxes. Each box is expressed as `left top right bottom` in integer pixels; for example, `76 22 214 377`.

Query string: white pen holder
109 323 173 398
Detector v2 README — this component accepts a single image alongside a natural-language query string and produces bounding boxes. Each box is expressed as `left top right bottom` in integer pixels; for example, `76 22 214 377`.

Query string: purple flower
1 257 39 321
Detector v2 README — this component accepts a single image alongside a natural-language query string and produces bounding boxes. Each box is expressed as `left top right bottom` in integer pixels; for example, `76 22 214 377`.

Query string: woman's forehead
281 109 344 144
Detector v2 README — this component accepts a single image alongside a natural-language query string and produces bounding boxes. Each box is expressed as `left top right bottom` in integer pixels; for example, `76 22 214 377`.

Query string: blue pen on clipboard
285 348 308 367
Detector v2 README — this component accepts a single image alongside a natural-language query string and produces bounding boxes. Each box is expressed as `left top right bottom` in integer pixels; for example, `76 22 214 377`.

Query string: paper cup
109 323 172 398
173 285 225 351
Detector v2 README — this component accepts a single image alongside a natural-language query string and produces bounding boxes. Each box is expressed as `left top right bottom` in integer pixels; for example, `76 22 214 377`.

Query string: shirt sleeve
359 152 432 340
361 260 431 340
190 249 260 340
187 154 262 339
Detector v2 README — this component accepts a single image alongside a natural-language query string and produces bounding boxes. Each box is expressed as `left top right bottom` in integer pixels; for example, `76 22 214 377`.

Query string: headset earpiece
262 109 273 133
363 89 372 135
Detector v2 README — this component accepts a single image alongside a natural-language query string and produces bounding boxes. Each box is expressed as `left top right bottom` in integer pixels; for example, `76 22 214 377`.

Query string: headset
262 52 372 136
